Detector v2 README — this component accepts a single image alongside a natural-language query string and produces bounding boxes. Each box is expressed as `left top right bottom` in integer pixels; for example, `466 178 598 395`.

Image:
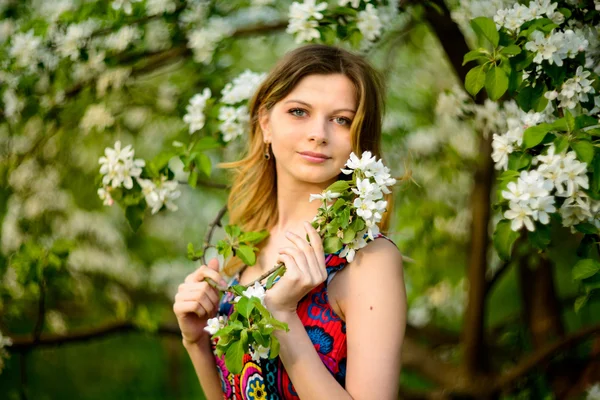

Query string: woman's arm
272 237 406 400
182 337 224 400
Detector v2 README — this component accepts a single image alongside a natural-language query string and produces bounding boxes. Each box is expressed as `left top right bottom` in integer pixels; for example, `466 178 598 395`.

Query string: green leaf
465 65 487 97
239 230 270 244
574 294 589 313
554 135 569 153
470 17 499 47
507 152 532 170
576 115 599 130
573 259 600 280
592 153 600 194
197 152 212 178
193 136 221 152
517 84 544 112
266 265 286 289
498 170 520 182
252 331 269 348
269 336 281 359
236 296 254 318
565 110 575 133
528 224 551 250
500 44 521 56
236 245 257 266
225 340 245 374
493 220 520 261
462 50 488 65
523 123 553 149
485 66 509 101
571 141 595 164
323 236 343 254
125 204 145 232
188 169 198 188
575 223 598 235
187 242 195 259
325 180 350 194
342 228 356 244
225 225 242 238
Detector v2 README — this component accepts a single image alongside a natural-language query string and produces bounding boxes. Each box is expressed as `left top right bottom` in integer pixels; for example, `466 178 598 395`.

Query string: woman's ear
258 106 271 142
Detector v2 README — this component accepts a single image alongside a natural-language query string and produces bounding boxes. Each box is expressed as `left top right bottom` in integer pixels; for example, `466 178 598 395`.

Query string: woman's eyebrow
283 99 356 114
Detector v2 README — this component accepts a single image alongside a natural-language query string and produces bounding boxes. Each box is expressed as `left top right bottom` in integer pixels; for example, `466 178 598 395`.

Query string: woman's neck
272 178 327 236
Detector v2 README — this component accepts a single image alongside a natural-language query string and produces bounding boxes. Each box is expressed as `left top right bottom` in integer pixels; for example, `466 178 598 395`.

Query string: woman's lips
299 152 330 163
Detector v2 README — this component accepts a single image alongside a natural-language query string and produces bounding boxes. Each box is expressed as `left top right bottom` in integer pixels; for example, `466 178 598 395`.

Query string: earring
264 142 271 160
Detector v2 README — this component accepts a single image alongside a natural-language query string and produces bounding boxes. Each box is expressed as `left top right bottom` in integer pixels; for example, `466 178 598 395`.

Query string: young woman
173 44 407 399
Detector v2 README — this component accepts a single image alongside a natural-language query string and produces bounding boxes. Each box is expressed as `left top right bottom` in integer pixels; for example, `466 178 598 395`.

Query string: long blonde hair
219 44 391 276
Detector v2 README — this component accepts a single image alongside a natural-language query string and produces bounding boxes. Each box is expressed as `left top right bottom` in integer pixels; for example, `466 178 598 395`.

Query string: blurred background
1 0 599 399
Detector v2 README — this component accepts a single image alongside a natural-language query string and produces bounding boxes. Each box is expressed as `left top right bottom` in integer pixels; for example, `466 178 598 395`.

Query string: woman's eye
289 108 306 117
334 117 352 126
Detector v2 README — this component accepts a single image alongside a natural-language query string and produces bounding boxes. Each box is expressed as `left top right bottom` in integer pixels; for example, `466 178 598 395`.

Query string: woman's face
260 73 356 188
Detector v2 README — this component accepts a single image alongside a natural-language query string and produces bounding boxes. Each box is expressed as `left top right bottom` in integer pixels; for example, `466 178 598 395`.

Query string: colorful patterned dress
211 233 392 400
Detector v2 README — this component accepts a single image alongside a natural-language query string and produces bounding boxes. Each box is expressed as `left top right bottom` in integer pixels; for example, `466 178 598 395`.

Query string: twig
200 204 228 265
486 261 511 294
243 264 286 290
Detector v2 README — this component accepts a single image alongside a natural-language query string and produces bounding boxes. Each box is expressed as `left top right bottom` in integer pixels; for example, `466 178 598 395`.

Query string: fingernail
220 280 227 287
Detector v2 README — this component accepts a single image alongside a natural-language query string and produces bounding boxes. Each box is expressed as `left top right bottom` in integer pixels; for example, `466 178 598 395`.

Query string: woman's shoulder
350 233 403 274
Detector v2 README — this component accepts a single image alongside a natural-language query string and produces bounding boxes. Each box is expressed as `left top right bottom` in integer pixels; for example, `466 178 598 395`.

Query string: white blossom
137 176 181 214
9 29 41 68
342 151 377 173
339 234 367 263
146 0 177 16
204 315 227 335
53 20 98 61
504 201 535 231
105 26 141 52
80 104 115 134
357 4 382 42
111 0 142 15
98 141 145 190
97 187 114 206
220 70 267 105
286 0 327 43
144 20 171 52
309 190 341 203
339 0 361 8
186 17 234 64
491 133 514 170
250 344 270 361
237 281 266 304
183 88 211 134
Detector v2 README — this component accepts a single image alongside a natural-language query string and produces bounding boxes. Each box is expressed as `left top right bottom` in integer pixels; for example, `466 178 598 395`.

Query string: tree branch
201 204 228 265
9 321 181 352
496 323 600 390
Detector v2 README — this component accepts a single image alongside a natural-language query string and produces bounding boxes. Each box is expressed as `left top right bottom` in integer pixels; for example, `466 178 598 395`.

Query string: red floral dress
211 233 393 399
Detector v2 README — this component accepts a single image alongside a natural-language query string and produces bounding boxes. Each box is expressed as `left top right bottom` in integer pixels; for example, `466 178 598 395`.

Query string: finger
303 221 327 280
173 300 206 318
184 265 227 287
177 282 220 303
278 246 310 276
207 258 220 272
285 230 321 281
276 253 301 281
175 286 220 306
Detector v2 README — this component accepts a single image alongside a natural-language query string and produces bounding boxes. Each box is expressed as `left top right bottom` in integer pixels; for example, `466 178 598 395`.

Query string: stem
200 204 228 265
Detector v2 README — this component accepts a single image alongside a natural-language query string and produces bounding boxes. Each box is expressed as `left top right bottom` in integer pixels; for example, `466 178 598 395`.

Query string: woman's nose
308 118 328 144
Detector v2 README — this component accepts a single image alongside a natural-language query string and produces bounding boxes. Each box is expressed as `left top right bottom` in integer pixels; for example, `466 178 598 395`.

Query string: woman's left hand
264 221 327 316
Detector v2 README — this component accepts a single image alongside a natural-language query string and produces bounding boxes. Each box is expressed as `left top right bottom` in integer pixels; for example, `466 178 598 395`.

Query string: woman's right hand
173 258 227 345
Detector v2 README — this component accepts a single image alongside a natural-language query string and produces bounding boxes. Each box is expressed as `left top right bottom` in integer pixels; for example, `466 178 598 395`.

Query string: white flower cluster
250 343 270 361
98 141 181 214
286 0 327 44
146 0 177 16
525 29 589 67
587 383 600 400
220 70 267 105
138 175 181 214
502 144 599 231
104 26 141 52
408 280 466 328
186 17 234 64
9 29 42 68
327 151 397 262
357 4 382 43
217 70 266 142
545 66 596 109
205 315 228 335
233 281 266 304
183 88 211 134
98 140 145 191
493 0 559 32
111 0 142 15
80 103 115 134
491 108 551 171
0 329 12 374
52 20 98 61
